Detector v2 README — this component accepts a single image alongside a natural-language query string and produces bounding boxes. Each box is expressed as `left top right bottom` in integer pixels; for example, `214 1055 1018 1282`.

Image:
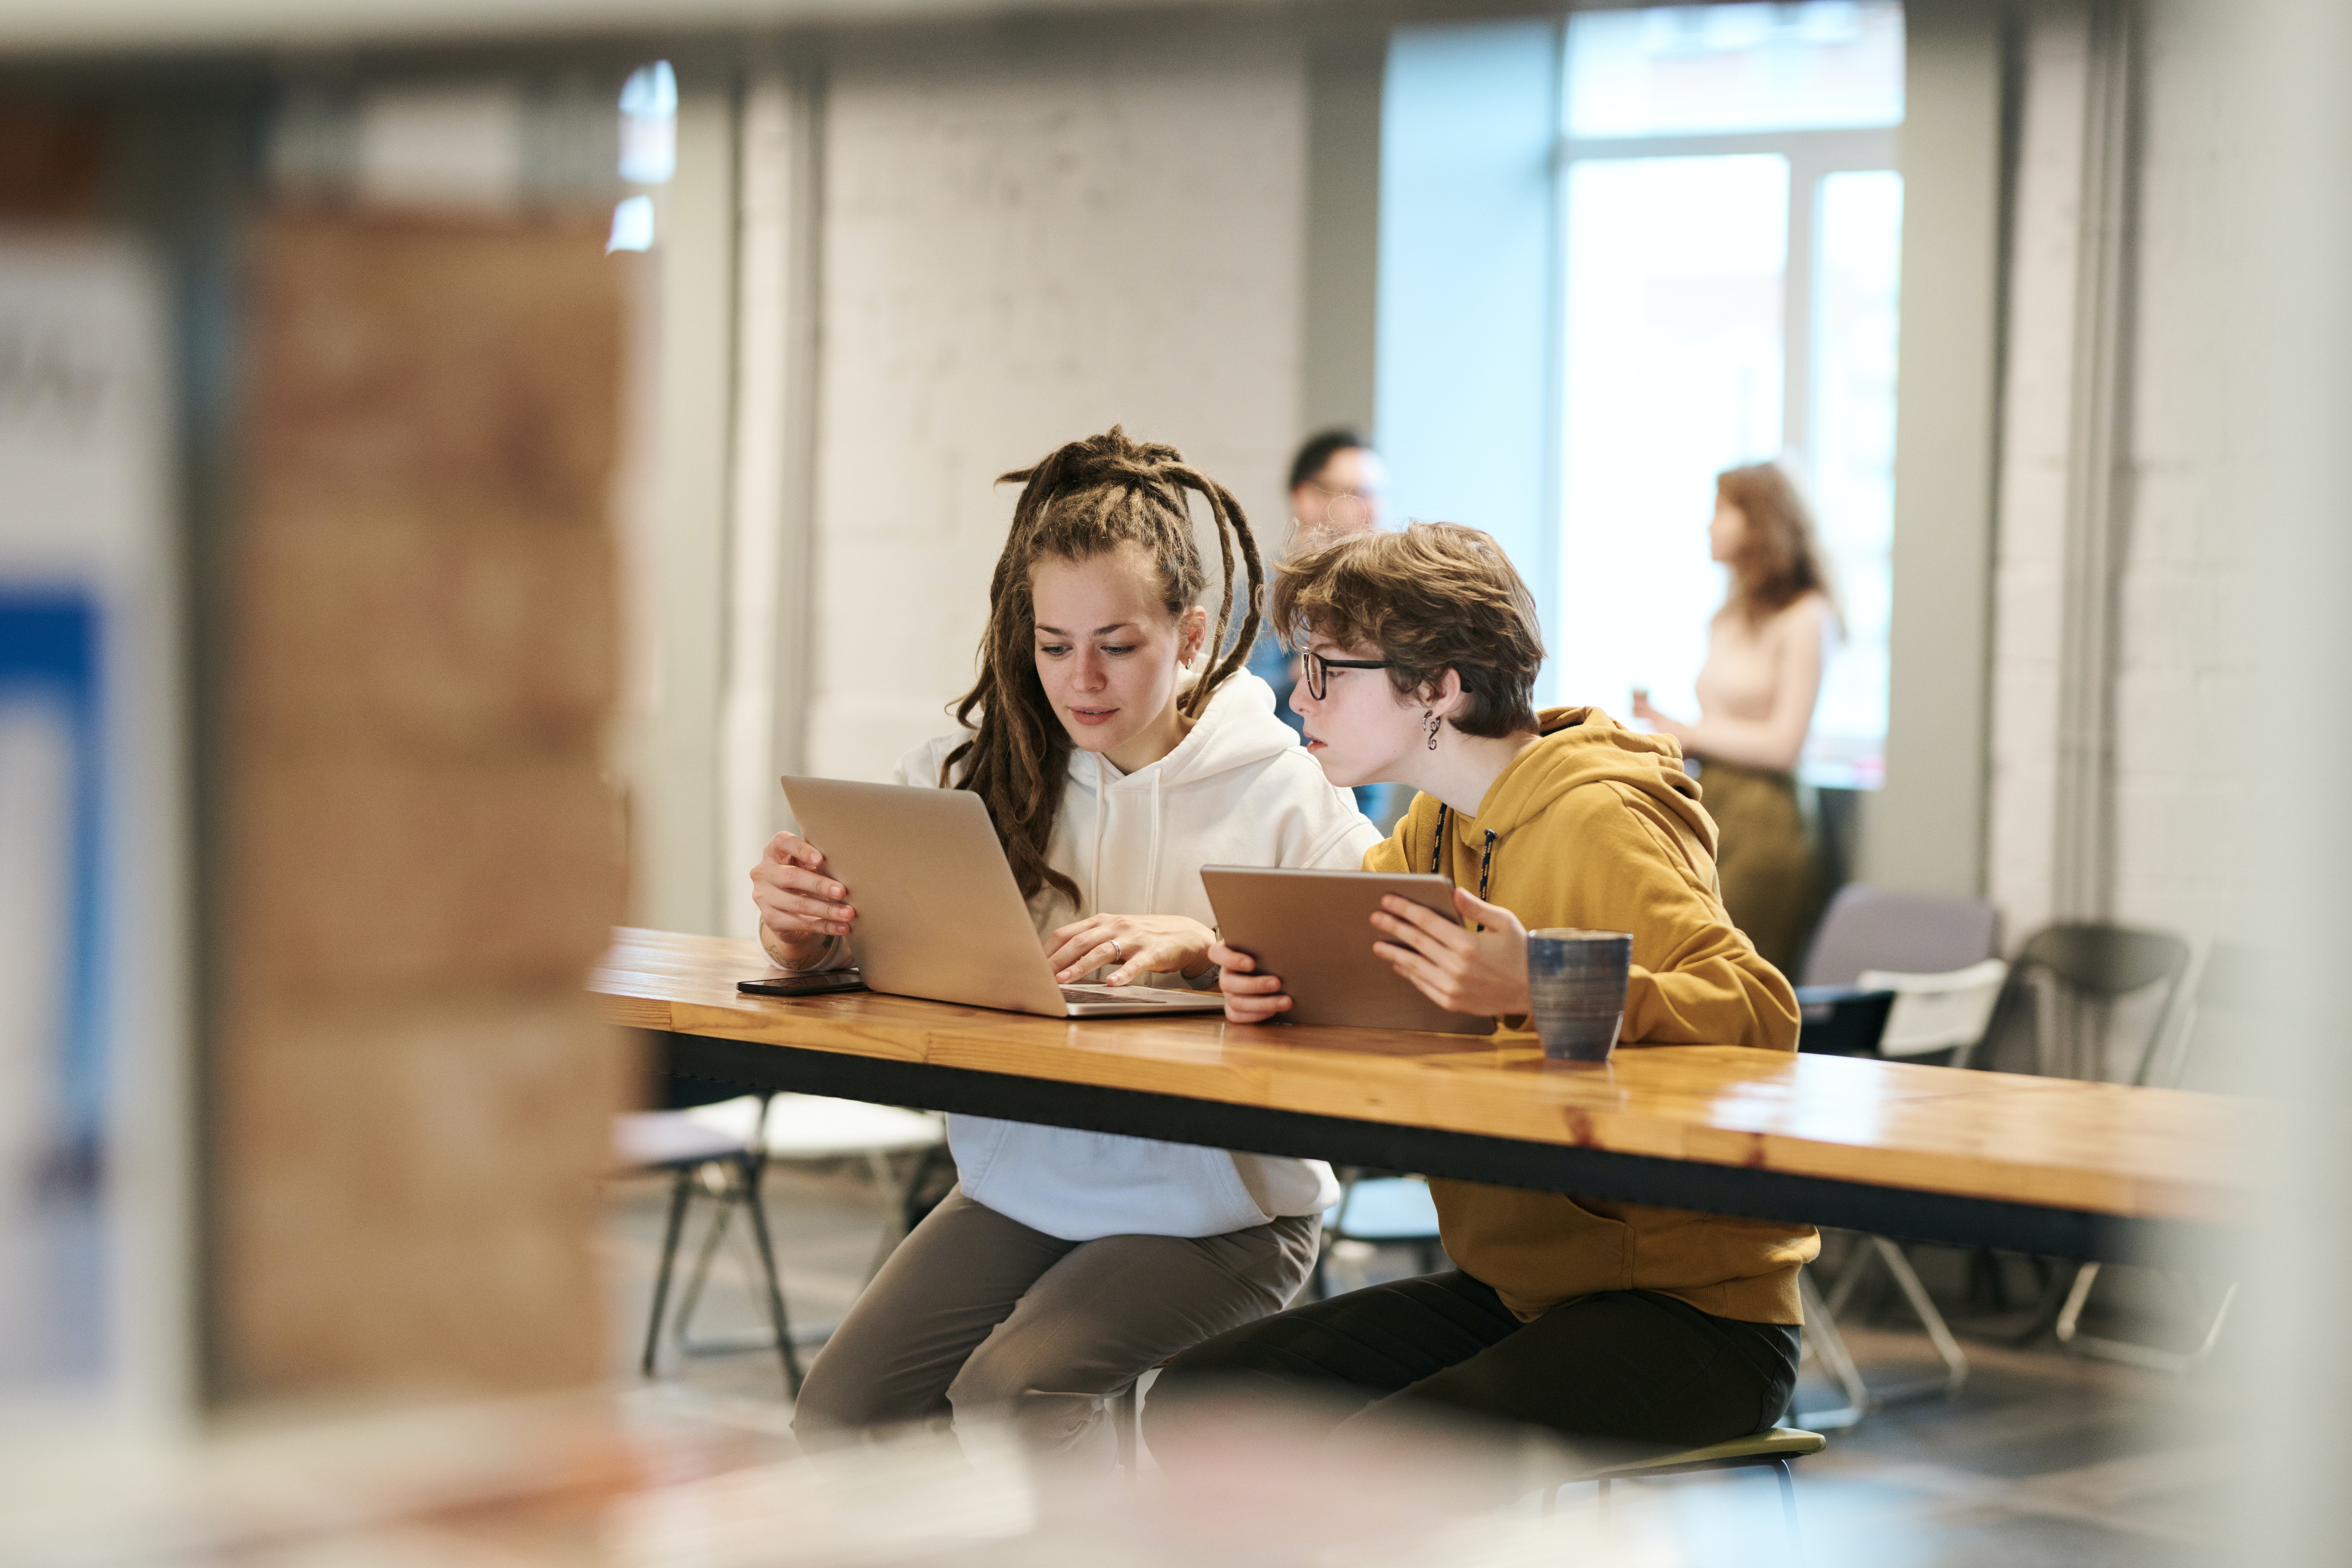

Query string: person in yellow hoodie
1144 521 1818 1459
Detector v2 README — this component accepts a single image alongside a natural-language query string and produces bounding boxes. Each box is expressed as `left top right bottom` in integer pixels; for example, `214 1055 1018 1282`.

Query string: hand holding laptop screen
751 828 856 970
753 817 1216 990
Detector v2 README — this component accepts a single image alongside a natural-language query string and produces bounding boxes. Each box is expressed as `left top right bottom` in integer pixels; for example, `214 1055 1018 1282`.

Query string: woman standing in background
1633 462 1837 974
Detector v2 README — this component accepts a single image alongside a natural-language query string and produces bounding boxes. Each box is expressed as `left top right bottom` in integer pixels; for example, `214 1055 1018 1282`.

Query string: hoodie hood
1064 668 1301 791
1469 706 1716 857
1063 668 1323 923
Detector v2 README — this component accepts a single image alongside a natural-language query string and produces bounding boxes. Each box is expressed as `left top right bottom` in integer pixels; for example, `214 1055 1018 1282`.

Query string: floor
599 1164 2227 1566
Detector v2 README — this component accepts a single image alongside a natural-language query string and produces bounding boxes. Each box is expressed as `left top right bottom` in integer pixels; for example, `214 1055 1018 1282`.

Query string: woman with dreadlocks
750 428 1380 1462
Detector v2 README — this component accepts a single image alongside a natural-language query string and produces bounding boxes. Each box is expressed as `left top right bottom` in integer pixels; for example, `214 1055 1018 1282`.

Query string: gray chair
1801 884 2001 989
1793 884 2000 1427
2011 922 2192 1084
2052 944 2241 1371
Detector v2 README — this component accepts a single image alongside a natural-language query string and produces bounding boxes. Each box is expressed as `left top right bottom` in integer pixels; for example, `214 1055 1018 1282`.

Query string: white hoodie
888 670 1380 1241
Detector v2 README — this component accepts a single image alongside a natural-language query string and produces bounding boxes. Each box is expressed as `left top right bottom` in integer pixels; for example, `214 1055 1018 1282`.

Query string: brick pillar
218 212 630 1398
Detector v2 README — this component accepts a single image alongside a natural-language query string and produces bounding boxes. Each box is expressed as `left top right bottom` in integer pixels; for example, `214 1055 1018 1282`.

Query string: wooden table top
592 928 2252 1228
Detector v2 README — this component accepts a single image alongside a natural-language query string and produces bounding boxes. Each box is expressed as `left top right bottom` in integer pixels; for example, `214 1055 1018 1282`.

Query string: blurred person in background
1632 463 1837 974
751 428 1378 1465
1251 430 1387 813
1250 430 1385 733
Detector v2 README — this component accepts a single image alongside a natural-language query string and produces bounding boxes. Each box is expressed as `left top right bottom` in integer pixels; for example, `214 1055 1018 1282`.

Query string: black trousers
1144 1270 1799 1456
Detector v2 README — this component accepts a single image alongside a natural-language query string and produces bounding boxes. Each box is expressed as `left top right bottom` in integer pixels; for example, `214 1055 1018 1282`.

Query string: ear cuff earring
1423 710 1442 750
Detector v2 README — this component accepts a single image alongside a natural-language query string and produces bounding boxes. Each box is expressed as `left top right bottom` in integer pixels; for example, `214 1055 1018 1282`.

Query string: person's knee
942 1332 1020 1417
789 1357 878 1447
792 1350 956 1448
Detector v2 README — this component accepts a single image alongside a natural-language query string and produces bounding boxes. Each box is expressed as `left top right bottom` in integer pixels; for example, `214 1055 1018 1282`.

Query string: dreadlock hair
943 426 1265 907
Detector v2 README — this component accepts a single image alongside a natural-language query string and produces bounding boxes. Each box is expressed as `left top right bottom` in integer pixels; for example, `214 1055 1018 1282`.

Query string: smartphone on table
737 970 867 999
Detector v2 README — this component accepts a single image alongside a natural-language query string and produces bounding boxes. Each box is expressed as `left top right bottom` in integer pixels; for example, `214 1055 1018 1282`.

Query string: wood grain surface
593 928 2253 1225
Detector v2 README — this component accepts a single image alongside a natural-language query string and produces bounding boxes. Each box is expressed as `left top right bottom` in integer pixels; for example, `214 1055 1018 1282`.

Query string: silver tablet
1200 866 1497 1036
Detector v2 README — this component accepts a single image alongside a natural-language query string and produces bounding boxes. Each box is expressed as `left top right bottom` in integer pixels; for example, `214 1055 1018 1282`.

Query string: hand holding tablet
1200 867 1499 1036
1367 889 1532 1017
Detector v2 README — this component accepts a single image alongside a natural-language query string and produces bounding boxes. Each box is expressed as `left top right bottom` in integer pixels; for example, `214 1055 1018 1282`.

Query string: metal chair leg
1796 1268 1871 1429
1808 1240 1967 1410
1773 1457 1800 1550
641 1166 696 1377
1823 1233 1874 1318
671 1167 737 1353
1870 1237 1970 1399
733 1153 804 1395
2055 1261 2101 1343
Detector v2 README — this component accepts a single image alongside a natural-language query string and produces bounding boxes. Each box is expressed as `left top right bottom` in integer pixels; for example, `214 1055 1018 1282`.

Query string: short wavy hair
1269 522 1544 739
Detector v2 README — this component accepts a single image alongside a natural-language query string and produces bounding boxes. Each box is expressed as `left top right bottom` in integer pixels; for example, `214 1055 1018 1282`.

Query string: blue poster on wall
0 595 106 1387
0 593 104 1169
0 236 178 1412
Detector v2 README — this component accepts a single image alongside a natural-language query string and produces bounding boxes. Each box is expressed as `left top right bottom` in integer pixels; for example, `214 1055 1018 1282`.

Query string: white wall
2108 4 2237 947
806 32 1306 783
1858 0 2006 898
1987 2 2236 953
1985 5 2089 938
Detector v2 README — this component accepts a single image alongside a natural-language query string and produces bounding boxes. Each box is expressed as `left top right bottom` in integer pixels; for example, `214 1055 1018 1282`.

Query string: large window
1553 2 1903 787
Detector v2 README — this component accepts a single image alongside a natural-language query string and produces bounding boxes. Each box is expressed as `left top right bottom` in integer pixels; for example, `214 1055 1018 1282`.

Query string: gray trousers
793 1186 1319 1463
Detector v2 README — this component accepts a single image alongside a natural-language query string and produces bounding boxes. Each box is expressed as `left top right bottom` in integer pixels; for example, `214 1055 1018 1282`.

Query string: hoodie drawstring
1428 804 1498 930
1089 751 1108 922
1146 772 1163 913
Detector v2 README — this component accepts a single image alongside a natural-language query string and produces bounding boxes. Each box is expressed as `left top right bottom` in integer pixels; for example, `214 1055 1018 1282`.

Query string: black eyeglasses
1302 650 1392 700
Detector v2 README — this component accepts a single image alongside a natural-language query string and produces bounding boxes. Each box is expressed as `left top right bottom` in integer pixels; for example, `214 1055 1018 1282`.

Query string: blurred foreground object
0 1387 1700 1567
217 210 629 1399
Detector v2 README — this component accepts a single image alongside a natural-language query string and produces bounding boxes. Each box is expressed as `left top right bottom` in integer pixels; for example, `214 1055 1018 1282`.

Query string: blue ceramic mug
1527 928 1633 1062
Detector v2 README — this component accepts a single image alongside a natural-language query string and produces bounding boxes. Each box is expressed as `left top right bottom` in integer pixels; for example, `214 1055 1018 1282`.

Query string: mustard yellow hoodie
1363 706 1819 1324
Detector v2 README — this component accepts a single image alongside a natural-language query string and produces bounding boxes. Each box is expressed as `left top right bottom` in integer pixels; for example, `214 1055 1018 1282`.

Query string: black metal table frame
655 1030 2212 1265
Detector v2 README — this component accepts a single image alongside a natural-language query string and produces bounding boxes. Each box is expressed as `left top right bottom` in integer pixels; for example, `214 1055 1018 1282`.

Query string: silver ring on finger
1110 939 1124 963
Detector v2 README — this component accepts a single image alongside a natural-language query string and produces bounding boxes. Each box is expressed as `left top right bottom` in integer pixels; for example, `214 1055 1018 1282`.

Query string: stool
1541 1426 1824 1547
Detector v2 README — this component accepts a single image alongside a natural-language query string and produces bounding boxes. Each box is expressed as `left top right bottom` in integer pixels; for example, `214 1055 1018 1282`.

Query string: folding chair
1794 886 2002 1426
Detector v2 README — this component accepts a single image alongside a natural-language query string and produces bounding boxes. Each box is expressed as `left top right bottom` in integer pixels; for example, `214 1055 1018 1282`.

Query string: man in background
1250 430 1385 724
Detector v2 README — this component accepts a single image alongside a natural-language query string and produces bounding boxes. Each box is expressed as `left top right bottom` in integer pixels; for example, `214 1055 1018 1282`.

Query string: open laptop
780 777 1225 1019
1201 866 1497 1036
